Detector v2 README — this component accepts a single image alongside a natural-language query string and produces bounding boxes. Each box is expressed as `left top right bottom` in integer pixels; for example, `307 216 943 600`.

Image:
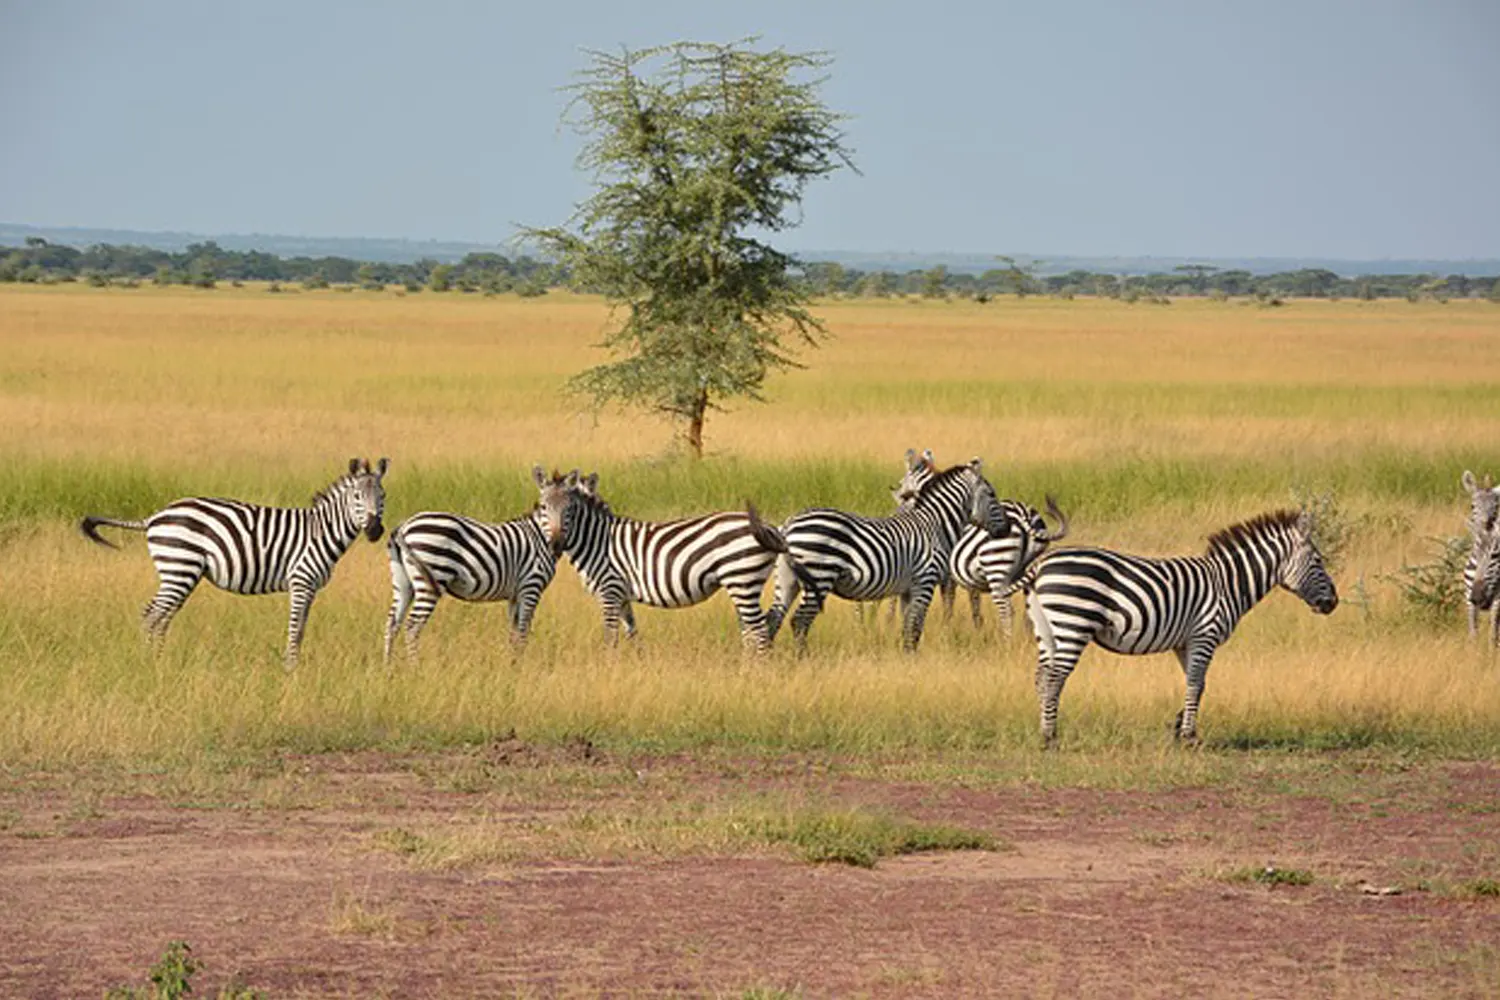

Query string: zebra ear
1464 470 1479 494
584 472 599 494
904 448 917 469
968 456 983 476
375 457 389 477
349 458 361 476
922 448 935 469
532 464 546 488
1296 509 1315 537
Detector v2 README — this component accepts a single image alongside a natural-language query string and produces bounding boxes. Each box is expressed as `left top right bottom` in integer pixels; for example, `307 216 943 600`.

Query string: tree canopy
525 40 855 458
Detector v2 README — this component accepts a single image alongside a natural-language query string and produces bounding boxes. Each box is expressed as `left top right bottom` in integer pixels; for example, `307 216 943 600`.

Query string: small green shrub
1463 877 1500 898
752 807 995 868
1382 535 1470 623
1220 864 1314 887
105 941 263 1000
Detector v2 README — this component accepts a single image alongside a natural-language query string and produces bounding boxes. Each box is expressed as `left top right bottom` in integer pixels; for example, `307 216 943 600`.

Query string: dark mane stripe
914 463 971 502
1205 509 1300 556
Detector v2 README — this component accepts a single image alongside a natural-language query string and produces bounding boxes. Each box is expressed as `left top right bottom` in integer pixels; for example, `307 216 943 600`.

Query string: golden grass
4 284 1498 471
2 284 1500 764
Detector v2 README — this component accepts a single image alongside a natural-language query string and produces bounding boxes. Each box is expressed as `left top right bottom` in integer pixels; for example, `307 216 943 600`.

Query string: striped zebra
893 449 1070 634
80 458 389 669
1466 520 1500 646
383 466 574 662
1021 509 1338 747
559 472 796 651
766 458 1013 652
1461 470 1500 639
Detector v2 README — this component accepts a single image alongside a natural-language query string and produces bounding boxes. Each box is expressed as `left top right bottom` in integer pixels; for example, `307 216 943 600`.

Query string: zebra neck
563 503 620 576
312 497 359 551
1210 539 1284 622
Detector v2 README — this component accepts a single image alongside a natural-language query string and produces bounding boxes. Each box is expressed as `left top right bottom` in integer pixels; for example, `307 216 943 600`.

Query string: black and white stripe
1461 470 1500 640
559 473 793 650
767 459 1013 652
383 466 572 661
80 458 389 668
893 450 1069 634
1021 509 1338 746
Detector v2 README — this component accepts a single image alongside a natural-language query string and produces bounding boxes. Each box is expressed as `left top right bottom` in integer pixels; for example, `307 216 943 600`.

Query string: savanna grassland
2 283 1499 999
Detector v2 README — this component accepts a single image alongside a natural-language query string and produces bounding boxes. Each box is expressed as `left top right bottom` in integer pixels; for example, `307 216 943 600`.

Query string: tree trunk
686 390 708 459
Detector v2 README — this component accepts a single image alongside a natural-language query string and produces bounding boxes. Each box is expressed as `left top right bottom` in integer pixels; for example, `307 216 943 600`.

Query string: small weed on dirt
752 807 996 868
105 941 263 1000
1216 864 1315 887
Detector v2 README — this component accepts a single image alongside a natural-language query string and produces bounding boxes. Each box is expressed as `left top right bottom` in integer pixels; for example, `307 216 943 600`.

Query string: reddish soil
2 746 1497 999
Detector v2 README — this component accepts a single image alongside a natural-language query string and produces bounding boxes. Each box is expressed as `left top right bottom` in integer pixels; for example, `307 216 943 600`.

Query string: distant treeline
3 237 1498 303
0 238 559 295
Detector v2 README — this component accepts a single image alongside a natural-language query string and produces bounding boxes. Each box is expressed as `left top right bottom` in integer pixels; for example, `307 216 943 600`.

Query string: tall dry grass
2 284 1499 766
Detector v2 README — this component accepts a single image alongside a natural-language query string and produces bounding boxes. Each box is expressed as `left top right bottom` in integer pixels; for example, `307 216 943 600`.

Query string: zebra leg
1491 606 1500 649
508 576 551 652
384 556 415 664
1027 594 1082 748
789 587 828 652
940 578 957 623
968 586 985 629
725 583 772 653
140 567 202 650
284 583 317 671
398 585 442 662
1173 643 1216 744
1469 599 1480 638
900 577 938 652
766 555 802 643
993 586 1014 637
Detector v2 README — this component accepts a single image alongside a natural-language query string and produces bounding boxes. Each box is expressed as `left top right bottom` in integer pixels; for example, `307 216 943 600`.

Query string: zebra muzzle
366 518 386 543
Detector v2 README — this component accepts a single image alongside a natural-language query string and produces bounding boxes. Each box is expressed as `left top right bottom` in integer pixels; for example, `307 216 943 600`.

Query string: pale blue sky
2 0 1497 259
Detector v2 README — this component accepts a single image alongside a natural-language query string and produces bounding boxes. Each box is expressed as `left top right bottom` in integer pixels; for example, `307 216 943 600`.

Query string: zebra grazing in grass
558 472 796 651
1461 470 1500 640
1021 509 1337 747
80 458 389 669
383 466 574 662
767 458 1013 652
893 448 1070 635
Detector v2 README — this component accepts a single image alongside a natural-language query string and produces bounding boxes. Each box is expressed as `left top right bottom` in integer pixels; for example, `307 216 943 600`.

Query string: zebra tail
1041 495 1070 542
746 501 817 591
79 516 147 549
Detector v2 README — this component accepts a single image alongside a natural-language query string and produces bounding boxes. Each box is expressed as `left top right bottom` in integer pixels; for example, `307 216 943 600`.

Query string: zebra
558 472 797 651
1021 509 1337 747
383 465 574 662
892 448 1070 635
1461 470 1500 639
80 458 389 669
1467 520 1500 646
766 458 1014 653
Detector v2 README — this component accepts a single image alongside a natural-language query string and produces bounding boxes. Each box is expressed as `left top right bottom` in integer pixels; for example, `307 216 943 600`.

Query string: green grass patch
749 806 997 868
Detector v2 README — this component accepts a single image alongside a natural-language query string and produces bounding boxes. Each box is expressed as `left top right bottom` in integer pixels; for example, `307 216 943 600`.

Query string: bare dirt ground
2 744 1497 999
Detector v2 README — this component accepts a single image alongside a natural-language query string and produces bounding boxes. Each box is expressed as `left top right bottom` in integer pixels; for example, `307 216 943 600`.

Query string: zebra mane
1205 509 1301 555
569 480 613 516
911 463 974 503
309 474 356 507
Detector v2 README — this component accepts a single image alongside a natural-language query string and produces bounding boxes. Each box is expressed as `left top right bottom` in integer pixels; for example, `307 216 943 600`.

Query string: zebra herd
78 451 1373 745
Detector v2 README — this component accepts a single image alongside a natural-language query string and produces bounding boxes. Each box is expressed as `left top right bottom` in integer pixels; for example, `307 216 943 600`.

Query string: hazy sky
2 0 1497 259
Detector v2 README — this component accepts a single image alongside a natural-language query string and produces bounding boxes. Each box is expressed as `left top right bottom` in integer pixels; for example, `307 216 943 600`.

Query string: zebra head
1462 470 1500 534
339 457 388 542
1280 510 1338 614
964 462 1015 540
891 448 936 510
531 465 578 556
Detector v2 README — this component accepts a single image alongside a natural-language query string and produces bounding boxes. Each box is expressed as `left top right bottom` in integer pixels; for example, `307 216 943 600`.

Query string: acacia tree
526 41 855 458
